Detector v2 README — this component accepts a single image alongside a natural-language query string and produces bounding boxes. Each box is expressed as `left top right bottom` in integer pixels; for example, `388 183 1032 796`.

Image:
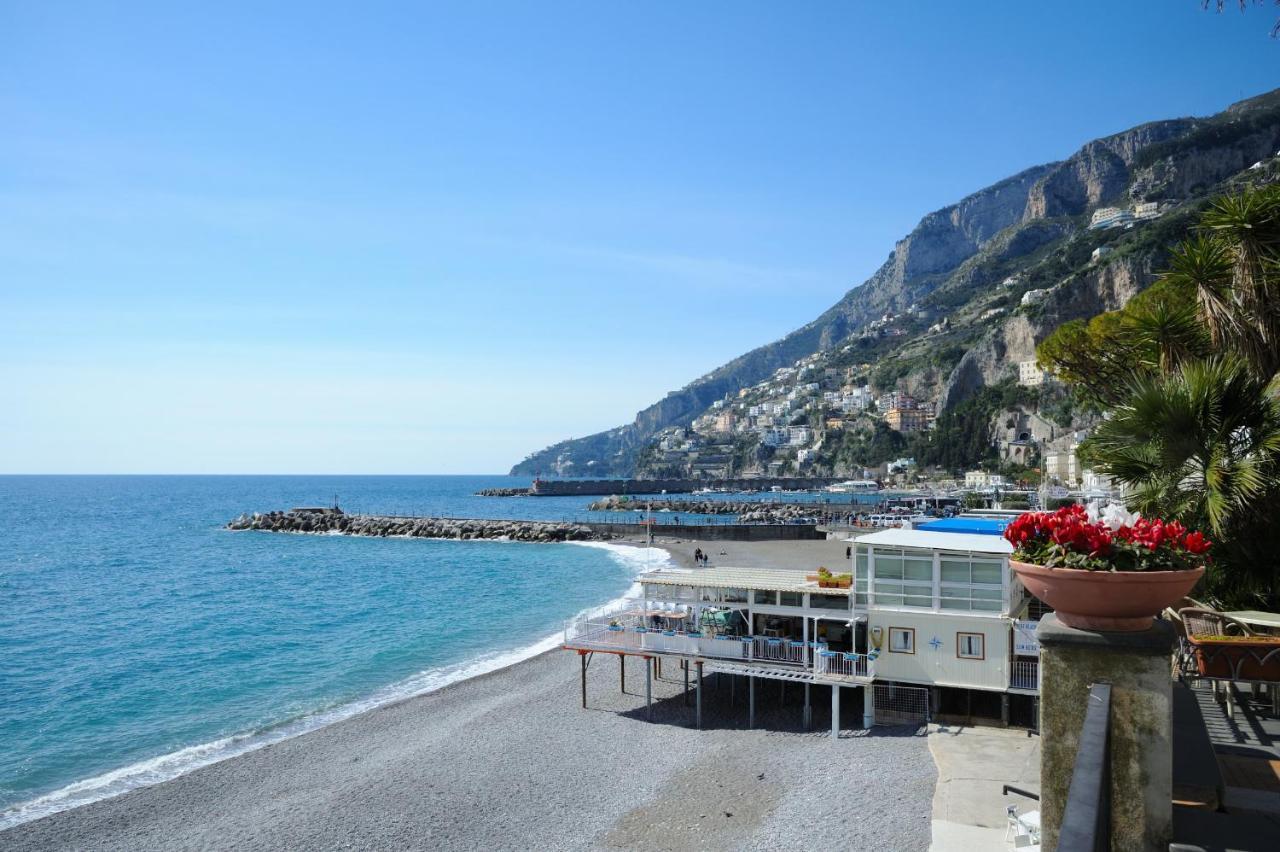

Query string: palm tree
1164 186 1280 380
1084 356 1280 606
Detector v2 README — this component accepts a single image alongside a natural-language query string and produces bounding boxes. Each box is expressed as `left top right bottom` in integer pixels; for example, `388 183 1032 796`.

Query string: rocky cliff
512 88 1280 478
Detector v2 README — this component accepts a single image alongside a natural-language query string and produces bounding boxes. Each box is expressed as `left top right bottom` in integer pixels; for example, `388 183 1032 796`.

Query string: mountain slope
512 89 1280 478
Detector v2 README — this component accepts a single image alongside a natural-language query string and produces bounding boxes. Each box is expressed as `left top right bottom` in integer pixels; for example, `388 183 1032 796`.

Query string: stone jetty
475 487 531 497
226 509 608 543
587 496 819 524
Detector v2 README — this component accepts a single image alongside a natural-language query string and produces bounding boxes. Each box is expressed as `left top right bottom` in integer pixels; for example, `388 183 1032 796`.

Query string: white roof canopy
639 566 850 597
852 528 1013 555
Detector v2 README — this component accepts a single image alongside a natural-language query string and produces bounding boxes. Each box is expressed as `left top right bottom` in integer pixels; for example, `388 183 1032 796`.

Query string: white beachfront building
562 524 1043 735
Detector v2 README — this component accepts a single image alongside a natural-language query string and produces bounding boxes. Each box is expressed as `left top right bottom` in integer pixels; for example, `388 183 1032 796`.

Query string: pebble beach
2 535 935 851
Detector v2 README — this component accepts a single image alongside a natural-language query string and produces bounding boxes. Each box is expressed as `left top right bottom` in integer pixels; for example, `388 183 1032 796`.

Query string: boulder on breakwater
587 496 817 524
226 510 609 543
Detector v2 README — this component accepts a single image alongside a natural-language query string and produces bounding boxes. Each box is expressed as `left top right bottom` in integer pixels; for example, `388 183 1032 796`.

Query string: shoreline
1 535 899 851
0 539 668 833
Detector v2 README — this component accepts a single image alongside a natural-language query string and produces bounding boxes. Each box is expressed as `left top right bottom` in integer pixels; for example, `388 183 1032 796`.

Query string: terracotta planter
836 578 852 589
1191 637 1280 681
1010 559 1205 632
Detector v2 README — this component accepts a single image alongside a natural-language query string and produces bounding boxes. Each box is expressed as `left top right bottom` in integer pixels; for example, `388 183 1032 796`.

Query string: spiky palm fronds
1194 186 1280 378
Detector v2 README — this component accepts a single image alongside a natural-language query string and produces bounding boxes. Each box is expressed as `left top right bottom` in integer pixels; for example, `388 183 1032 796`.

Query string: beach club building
562 519 1044 734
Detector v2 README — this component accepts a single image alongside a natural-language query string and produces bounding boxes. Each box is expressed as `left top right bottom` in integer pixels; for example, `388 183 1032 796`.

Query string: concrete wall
585 522 827 541
529 477 846 496
1037 615 1174 852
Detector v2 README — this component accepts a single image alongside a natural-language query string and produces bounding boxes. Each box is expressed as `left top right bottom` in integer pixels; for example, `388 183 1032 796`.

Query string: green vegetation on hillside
1040 184 1280 610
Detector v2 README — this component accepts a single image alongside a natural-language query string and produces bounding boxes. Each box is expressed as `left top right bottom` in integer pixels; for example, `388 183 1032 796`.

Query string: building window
754 590 776 605
888 627 915 654
939 554 1004 613
957 632 985 660
810 593 849 611
872 549 932 609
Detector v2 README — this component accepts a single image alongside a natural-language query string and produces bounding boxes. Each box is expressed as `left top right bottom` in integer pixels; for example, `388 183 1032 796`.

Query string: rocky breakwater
587 496 818 524
475 487 531 497
226 510 608 542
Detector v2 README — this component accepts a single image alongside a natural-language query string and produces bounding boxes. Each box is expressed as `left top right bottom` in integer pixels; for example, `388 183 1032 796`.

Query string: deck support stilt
804 683 811 729
580 651 588 709
645 656 653 719
831 684 840 740
620 654 625 694
695 661 703 729
683 660 689 706
748 675 755 729
863 685 875 729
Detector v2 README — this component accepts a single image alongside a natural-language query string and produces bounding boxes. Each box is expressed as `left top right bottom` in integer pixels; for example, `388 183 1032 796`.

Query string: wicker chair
1178 608 1254 638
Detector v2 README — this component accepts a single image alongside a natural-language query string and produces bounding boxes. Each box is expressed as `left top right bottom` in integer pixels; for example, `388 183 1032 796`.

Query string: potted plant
816 567 834 588
1004 504 1209 632
1189 635 1280 681
835 573 852 589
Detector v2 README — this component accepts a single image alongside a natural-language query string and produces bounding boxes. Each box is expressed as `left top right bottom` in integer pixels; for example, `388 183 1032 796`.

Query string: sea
0 475 683 829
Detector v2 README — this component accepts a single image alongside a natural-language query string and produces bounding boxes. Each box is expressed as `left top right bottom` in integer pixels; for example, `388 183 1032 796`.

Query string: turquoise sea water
0 475 671 827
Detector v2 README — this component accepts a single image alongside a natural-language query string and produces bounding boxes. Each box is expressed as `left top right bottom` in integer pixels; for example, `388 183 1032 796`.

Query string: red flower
1183 531 1212 555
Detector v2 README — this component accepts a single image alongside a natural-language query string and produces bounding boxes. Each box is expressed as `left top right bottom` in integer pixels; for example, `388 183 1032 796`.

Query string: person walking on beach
694 547 704 566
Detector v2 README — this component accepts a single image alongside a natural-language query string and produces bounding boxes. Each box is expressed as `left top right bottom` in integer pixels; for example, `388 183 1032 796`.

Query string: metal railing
814 649 874 680
1010 659 1040 691
752 636 808 665
1059 681 1112 852
564 614 819 668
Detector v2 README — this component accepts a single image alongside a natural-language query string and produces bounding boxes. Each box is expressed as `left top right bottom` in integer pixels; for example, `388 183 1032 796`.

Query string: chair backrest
1178 607 1253 638
1179 608 1225 637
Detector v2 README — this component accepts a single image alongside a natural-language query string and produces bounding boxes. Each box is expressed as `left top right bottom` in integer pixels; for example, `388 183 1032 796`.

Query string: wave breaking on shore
0 542 670 832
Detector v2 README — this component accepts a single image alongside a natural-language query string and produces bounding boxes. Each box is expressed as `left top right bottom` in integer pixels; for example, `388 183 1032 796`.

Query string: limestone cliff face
937 253 1155 410
1024 120 1193 219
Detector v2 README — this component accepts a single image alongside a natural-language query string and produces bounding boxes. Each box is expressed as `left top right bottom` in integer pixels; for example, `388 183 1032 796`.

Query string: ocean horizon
0 475 672 828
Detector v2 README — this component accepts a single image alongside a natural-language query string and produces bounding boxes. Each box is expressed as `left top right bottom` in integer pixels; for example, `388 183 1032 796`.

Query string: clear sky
2 2 1277 474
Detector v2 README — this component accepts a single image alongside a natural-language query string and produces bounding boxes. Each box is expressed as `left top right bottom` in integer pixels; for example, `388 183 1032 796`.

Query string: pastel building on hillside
1018 360 1046 387
885 406 931 434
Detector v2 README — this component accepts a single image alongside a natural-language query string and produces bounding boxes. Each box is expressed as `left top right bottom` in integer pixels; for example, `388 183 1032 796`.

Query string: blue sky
2 2 1277 474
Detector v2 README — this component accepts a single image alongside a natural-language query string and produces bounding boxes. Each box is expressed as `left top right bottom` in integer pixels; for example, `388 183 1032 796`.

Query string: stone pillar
1037 614 1175 852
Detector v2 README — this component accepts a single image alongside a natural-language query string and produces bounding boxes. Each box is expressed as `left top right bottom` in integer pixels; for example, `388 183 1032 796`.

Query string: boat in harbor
825 479 880 494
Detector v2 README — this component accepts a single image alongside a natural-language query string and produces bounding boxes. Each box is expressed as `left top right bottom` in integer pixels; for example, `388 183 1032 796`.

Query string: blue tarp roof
916 517 1011 536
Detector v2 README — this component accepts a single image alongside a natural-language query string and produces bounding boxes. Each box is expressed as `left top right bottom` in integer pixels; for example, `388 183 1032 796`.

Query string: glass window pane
940 587 971 610
811 593 847 610
971 561 1003 585
855 553 869 578
903 593 932 608
876 593 904 606
904 558 933 581
940 559 970 583
779 592 803 607
876 557 904 580
755 590 775 605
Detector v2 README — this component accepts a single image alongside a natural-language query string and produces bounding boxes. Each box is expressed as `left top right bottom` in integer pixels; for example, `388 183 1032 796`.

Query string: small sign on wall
1014 620 1040 656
